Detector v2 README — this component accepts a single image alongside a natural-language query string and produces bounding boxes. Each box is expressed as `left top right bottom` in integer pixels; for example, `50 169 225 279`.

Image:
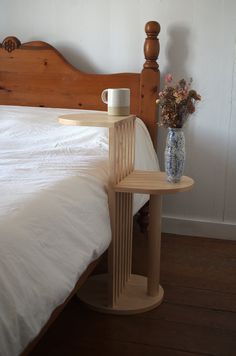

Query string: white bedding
0 105 159 356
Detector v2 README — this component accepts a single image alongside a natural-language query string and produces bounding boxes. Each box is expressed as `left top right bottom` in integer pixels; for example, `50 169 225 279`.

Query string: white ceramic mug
101 88 130 116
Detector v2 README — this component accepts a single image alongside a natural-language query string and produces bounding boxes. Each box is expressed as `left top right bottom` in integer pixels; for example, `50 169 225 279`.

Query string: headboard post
140 21 161 149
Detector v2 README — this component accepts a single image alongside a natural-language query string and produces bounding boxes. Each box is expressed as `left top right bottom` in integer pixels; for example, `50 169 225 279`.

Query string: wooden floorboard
160 234 236 294
163 284 236 313
30 225 236 356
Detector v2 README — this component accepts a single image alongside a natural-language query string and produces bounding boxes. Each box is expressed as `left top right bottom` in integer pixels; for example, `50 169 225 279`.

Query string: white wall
1 0 236 239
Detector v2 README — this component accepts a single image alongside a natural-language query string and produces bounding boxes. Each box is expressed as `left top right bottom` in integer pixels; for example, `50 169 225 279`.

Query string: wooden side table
115 171 194 301
58 113 194 315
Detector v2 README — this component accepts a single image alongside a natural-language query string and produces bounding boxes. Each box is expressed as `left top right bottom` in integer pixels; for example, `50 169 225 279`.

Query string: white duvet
0 105 159 356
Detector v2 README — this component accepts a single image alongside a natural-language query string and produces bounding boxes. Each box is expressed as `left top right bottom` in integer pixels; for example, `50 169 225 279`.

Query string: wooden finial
2 36 21 52
143 21 160 70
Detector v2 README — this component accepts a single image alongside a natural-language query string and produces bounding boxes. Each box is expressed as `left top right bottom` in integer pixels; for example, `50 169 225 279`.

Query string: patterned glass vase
165 128 185 183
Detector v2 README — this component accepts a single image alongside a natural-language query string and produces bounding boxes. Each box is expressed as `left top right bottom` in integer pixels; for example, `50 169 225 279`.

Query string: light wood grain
63 113 139 311
115 171 194 194
109 116 135 305
58 113 134 128
148 195 162 296
60 113 194 314
78 274 164 315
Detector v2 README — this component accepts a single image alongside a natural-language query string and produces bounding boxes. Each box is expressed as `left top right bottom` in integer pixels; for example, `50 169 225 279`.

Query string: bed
0 21 160 356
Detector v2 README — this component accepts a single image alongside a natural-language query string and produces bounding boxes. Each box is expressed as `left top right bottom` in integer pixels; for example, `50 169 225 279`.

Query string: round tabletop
114 171 194 195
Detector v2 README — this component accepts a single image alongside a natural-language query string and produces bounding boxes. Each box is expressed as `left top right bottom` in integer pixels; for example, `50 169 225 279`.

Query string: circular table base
77 274 164 315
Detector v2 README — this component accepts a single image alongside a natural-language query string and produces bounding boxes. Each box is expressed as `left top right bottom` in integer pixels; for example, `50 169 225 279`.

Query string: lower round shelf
77 273 164 315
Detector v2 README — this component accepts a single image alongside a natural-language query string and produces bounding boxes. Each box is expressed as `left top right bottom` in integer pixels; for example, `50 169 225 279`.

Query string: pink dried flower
164 74 173 84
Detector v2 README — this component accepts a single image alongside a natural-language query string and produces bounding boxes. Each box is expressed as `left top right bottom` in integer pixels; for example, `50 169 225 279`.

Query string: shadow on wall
158 23 193 170
164 23 192 80
56 44 99 73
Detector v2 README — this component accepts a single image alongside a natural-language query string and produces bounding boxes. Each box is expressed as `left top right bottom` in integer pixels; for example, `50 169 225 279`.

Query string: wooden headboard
0 21 160 146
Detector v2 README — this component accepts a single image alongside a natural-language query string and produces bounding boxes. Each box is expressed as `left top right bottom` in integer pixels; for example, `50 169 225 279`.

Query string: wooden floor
30 225 236 356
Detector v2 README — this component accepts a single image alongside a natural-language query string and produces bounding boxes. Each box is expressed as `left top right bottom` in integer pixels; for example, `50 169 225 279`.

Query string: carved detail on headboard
2 37 21 52
143 21 160 70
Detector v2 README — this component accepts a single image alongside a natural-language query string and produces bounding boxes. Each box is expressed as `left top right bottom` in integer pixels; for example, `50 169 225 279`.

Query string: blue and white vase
165 128 185 183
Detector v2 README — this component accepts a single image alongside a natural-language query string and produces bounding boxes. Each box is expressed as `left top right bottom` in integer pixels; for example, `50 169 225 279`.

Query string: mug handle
101 89 108 104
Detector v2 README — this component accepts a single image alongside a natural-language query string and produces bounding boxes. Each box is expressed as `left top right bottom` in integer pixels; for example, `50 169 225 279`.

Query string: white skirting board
162 216 236 240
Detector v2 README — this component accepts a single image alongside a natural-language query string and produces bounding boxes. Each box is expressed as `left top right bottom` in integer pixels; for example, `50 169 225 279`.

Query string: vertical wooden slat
121 123 123 178
108 116 136 306
124 122 127 177
107 127 116 307
124 192 128 282
129 193 133 277
114 124 119 300
119 124 123 182
120 193 125 293
116 128 120 302
131 119 135 171
123 123 127 178
147 195 162 296
128 119 135 277
127 121 131 176
126 192 131 279
122 123 127 288
124 121 128 287
118 192 122 296
114 193 117 301
116 124 120 294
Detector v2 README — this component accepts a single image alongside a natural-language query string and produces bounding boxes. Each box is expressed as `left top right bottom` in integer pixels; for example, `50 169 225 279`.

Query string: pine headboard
0 21 160 146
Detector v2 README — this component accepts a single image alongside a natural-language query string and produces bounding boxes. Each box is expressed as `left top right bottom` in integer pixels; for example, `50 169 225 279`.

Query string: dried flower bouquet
157 74 201 128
